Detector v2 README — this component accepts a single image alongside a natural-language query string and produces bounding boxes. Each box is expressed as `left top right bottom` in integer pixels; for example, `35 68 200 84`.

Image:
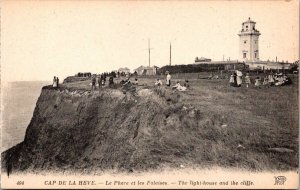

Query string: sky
1 0 299 82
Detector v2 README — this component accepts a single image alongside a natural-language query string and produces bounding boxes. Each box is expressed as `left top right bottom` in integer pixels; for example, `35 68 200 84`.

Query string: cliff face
2 80 298 174
2 86 195 173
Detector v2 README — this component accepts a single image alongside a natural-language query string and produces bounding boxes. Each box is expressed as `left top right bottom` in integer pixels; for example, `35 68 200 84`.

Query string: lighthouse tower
238 17 261 62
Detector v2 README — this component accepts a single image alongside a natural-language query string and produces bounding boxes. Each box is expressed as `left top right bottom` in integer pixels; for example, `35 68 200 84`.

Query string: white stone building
118 67 130 74
238 17 261 62
134 65 158 75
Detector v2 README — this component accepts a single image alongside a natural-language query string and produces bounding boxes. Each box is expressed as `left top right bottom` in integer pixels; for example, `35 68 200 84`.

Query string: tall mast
170 42 172 66
148 39 151 67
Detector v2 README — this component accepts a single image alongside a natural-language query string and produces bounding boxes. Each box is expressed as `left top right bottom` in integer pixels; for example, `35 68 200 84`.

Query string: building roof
118 67 130 71
242 17 256 24
198 57 211 60
134 65 158 71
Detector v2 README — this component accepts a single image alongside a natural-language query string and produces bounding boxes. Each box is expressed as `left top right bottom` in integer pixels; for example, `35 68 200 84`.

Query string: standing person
233 72 237 87
103 74 106 86
97 75 102 89
109 76 114 86
236 70 243 87
53 76 57 88
56 77 59 87
166 71 171 87
229 73 235 87
245 73 251 88
100 74 104 88
91 76 96 90
95 75 99 89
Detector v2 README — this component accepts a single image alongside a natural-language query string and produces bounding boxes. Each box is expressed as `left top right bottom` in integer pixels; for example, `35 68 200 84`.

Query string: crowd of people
154 71 190 91
52 69 293 93
229 70 292 88
91 73 116 90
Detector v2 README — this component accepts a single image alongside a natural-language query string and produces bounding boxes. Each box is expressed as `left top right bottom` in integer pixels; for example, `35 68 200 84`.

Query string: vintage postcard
1 0 299 189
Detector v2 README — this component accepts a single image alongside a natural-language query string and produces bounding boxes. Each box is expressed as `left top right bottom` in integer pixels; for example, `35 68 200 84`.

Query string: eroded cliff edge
2 86 193 173
2 83 298 174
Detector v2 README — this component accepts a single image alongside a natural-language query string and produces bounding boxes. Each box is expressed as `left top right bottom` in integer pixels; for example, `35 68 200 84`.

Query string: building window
243 53 247 58
255 53 257 58
244 40 247 44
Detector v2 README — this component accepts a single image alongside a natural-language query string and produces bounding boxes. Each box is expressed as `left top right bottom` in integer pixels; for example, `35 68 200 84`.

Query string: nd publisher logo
274 176 286 185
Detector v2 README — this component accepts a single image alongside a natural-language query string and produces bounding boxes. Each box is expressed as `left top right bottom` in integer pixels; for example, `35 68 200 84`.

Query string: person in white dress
166 72 171 86
173 81 187 91
236 70 243 87
52 76 57 88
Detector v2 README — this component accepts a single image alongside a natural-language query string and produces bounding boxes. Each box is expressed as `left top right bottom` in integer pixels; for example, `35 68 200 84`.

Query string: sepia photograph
1 0 299 189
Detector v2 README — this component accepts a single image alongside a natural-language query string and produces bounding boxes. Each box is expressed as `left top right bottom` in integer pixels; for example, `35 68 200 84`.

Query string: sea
1 81 50 152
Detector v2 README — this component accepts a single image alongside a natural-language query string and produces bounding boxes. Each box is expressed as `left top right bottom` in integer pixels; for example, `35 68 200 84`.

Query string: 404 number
17 181 24 185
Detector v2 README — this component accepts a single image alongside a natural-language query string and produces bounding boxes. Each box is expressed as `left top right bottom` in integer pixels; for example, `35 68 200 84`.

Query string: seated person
284 75 292 85
120 80 125 85
172 81 181 89
173 81 187 91
183 80 190 88
268 74 275 85
208 72 213 79
155 79 162 86
262 77 269 85
124 79 131 85
275 75 285 86
212 75 219 79
254 77 261 87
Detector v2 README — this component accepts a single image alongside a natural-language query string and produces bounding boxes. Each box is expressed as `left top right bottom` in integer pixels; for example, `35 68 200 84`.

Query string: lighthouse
238 17 261 62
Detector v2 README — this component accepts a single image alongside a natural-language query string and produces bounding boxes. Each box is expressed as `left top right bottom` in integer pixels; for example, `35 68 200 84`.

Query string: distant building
246 61 291 70
118 67 130 74
134 65 159 75
195 57 212 63
238 17 261 62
